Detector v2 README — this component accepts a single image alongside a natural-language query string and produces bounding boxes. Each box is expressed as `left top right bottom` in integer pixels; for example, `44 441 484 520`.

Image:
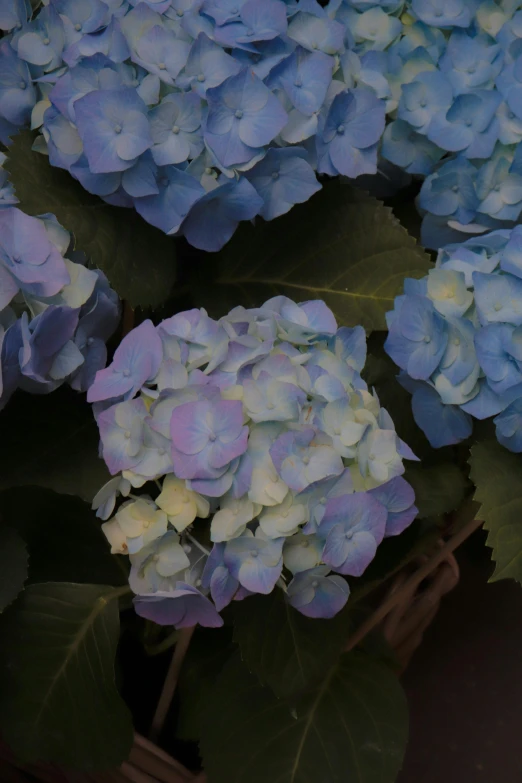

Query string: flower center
337 124 345 134
172 125 180 134
424 335 431 343
123 369 130 376
19 81 26 90
301 540 309 548
250 550 259 558
197 73 205 82
271 172 279 180
124 431 131 439
235 109 244 119
158 62 166 70
494 302 502 311
42 37 50 45
311 580 319 587
74 22 82 30
114 124 122 134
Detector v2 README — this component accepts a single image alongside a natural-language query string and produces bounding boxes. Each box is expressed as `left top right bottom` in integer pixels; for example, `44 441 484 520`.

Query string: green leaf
0 527 28 613
405 462 469 519
0 582 133 769
176 626 235 741
469 440 522 583
0 386 108 502
190 181 431 332
232 589 352 699
0 487 127 586
200 650 408 783
5 130 176 309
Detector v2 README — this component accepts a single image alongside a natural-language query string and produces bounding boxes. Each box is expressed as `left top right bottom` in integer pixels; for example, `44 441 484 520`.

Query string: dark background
399 530 522 783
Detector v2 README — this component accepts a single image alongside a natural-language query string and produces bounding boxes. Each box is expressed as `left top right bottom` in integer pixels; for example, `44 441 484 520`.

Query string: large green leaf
0 527 28 612
6 130 176 309
469 440 522 583
200 650 408 783
191 181 431 332
232 589 352 699
405 463 469 520
0 582 133 769
0 386 108 502
0 487 127 586
176 626 235 741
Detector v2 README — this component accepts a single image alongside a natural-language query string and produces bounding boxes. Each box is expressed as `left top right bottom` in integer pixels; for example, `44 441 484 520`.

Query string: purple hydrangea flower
318 491 388 576
88 319 162 402
170 396 249 480
134 584 224 628
0 208 70 308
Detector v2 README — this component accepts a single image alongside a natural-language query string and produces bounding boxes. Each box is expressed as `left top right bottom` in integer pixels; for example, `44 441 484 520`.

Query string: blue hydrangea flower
15 6 65 72
0 0 30 32
213 0 289 49
180 177 263 251
382 119 443 175
286 565 350 618
317 88 385 178
149 93 203 166
419 157 479 224
494 398 522 452
268 46 334 116
428 91 501 159
223 529 284 594
134 165 205 234
287 11 345 54
205 68 288 169
0 39 36 127
94 298 417 624
246 147 321 220
385 295 448 380
74 88 152 174
177 32 241 97
410 0 474 28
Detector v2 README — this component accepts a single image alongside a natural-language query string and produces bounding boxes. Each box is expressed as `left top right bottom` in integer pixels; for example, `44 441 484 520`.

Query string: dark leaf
200 650 408 783
0 386 108 503
176 626 235 741
405 463 469 520
232 589 352 699
0 527 28 613
0 582 133 769
0 487 127 586
191 182 431 332
469 440 522 583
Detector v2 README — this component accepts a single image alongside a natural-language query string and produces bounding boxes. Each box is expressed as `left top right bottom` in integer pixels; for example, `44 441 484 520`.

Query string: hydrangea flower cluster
385 225 522 452
5 0 522 248
90 298 418 627
0 197 120 409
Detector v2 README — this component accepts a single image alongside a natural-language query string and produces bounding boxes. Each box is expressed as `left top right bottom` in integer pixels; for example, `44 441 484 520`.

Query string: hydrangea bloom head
385 226 522 452
93 298 417 629
0 205 120 409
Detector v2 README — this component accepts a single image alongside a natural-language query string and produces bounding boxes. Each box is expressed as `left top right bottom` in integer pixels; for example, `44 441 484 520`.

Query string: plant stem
185 531 210 556
149 626 196 743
